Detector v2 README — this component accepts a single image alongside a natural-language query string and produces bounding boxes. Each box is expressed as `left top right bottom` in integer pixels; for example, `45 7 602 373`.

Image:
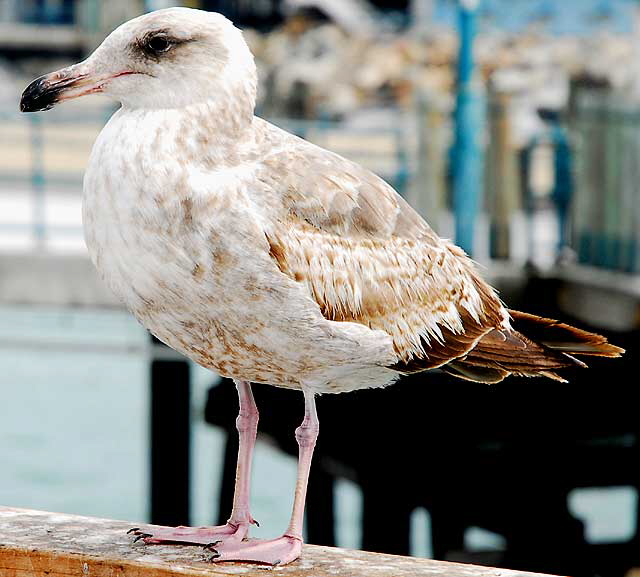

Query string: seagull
20 7 623 566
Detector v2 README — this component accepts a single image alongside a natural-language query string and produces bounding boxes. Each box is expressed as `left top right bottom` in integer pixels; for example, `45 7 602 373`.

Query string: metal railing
570 91 640 273
6 97 634 275
0 105 112 248
0 105 415 251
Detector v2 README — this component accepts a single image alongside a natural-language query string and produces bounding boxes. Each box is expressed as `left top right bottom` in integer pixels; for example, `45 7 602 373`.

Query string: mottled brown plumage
260 128 508 368
258 122 623 382
22 6 624 566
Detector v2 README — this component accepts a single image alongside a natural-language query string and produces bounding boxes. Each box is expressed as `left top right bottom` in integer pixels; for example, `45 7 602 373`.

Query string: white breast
82 108 397 392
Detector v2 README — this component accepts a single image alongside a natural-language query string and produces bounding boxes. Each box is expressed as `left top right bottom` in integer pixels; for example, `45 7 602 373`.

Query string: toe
128 523 249 546
208 535 302 565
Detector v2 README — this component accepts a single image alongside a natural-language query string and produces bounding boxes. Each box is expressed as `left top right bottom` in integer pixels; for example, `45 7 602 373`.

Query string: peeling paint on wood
0 506 555 577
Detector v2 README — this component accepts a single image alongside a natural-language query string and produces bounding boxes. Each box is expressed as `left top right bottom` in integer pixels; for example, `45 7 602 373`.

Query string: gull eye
146 35 172 54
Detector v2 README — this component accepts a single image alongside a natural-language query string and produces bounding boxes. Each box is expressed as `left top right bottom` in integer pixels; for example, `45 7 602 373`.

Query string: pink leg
129 380 259 546
206 389 319 565
227 379 260 528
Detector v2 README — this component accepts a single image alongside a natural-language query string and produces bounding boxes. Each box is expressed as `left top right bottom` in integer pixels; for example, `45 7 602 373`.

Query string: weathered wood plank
0 507 553 577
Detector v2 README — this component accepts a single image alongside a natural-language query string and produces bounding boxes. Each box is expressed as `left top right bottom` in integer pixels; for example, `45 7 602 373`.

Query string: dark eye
146 35 172 54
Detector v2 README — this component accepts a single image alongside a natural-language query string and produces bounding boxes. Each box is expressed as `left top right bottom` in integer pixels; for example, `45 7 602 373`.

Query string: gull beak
20 63 134 112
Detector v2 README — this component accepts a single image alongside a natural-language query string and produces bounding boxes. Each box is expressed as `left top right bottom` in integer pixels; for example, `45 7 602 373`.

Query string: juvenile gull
20 7 623 566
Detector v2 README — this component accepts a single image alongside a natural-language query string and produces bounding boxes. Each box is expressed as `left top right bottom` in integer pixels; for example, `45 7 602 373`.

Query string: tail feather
443 310 624 384
462 326 580 371
443 360 567 384
507 310 625 358
441 361 509 384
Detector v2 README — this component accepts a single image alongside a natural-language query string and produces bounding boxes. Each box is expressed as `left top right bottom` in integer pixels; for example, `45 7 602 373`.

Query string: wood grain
0 506 554 577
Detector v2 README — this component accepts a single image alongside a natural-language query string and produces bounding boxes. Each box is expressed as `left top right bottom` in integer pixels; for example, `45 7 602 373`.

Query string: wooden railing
0 506 553 577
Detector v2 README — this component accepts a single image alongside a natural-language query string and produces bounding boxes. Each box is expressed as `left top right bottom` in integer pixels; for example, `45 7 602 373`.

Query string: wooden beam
0 507 553 577
149 347 191 527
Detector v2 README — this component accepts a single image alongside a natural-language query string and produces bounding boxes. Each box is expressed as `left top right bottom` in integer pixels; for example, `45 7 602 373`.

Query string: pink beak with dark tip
20 65 138 112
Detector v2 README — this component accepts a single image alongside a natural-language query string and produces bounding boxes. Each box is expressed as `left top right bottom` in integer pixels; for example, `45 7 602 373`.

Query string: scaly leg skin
129 380 259 547
205 389 319 565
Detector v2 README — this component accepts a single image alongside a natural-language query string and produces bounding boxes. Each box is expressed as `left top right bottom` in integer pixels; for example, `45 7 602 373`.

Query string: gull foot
128 522 252 546
207 534 302 566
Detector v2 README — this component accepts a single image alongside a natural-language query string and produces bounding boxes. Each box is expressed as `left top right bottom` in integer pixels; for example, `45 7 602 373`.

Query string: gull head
20 7 257 112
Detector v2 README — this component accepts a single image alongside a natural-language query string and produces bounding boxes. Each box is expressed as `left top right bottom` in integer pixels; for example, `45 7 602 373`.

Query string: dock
0 507 553 577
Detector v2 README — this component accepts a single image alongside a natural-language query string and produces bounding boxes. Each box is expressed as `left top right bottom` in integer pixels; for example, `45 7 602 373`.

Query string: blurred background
1 0 639 576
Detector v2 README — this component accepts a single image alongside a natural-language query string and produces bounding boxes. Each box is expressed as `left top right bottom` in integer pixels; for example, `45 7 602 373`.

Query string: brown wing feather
389 309 492 372
257 121 623 382
259 120 509 368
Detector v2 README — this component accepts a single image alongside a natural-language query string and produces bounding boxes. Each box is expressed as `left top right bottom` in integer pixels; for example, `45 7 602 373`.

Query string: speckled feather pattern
81 8 514 393
256 122 510 362
19 8 623 568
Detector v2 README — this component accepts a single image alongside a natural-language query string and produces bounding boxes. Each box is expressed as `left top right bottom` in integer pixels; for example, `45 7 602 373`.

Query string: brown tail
442 310 624 384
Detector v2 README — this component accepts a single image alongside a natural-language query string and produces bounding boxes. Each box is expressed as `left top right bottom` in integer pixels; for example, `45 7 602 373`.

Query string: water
0 306 148 521
0 305 634 556
0 305 362 548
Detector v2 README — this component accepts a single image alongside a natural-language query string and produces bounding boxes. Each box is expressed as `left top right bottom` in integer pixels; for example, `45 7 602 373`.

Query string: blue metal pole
452 0 481 256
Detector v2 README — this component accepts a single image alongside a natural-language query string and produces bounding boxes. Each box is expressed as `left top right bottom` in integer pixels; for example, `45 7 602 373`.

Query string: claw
126 527 140 535
133 533 152 543
252 519 260 528
203 541 221 551
207 551 221 561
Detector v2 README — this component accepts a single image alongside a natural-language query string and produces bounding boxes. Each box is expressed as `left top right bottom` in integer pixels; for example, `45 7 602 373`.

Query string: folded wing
258 122 508 369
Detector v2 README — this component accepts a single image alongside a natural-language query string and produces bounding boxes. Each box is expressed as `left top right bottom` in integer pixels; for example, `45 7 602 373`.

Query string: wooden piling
485 87 520 260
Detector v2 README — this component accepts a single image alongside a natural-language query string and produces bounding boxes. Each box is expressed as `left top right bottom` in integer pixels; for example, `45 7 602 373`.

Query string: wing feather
257 119 508 366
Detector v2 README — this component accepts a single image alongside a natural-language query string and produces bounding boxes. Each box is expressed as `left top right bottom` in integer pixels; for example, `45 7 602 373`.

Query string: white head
20 8 257 114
